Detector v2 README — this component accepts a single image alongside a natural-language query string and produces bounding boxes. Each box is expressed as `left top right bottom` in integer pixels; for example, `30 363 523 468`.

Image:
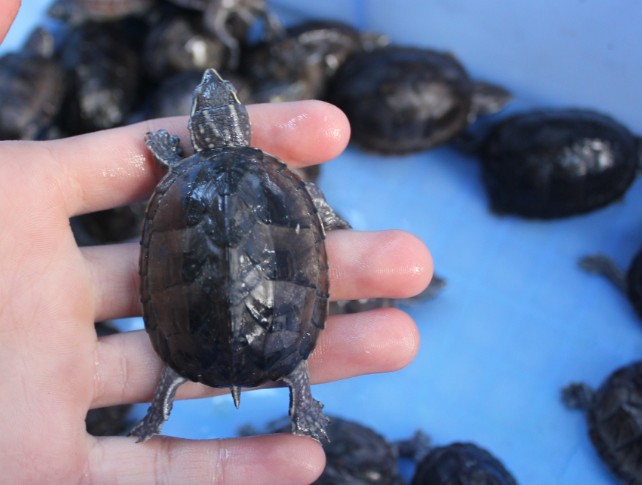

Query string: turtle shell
0 51 66 140
326 46 474 154
479 109 639 218
585 361 642 483
411 442 517 485
140 146 328 388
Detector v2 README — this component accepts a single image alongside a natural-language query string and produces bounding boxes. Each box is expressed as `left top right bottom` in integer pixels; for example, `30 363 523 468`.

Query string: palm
0 107 431 482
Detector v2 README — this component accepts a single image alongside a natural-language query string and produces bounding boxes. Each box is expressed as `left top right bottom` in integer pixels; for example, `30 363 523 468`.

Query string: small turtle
326 45 510 154
48 0 153 23
562 360 642 483
241 415 402 484
129 69 350 442
143 9 227 81
166 0 282 69
579 246 642 321
478 109 641 218
0 28 66 140
243 20 383 103
59 20 144 134
410 442 518 484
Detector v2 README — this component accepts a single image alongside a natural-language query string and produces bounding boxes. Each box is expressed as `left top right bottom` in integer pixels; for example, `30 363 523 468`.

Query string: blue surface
3 1 642 483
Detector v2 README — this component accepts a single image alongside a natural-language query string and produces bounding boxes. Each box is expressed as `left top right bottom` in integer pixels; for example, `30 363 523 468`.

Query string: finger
87 434 324 485
86 230 432 321
91 307 418 408
0 0 20 41
14 100 349 217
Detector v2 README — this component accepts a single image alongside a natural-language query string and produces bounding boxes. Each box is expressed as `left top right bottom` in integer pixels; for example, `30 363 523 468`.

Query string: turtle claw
145 129 183 168
291 397 330 443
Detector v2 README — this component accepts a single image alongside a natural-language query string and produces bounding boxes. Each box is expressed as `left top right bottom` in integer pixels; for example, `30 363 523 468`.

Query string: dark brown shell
586 361 642 483
139 146 328 387
326 46 474 154
479 109 639 218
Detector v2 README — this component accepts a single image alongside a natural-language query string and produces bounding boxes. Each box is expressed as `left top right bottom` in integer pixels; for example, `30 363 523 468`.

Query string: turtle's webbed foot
291 395 330 443
145 129 183 168
283 360 329 443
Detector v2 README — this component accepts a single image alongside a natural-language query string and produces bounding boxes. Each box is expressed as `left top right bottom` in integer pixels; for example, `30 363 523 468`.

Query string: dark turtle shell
242 20 366 103
59 20 143 134
479 109 640 218
564 361 642 483
0 31 66 140
140 146 328 387
411 442 518 485
326 46 476 154
265 415 401 484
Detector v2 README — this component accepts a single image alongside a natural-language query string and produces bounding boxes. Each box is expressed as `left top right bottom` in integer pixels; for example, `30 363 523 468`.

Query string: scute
140 146 328 388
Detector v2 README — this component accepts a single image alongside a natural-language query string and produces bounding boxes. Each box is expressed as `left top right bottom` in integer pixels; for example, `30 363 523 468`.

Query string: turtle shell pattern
585 361 642 483
140 145 328 388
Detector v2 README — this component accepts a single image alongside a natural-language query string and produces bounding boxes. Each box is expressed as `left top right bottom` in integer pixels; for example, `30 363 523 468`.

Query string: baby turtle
166 0 282 69
410 442 518 485
579 246 642 321
143 9 227 81
129 69 350 442
479 109 641 218
562 360 642 483
326 45 510 154
59 20 144 134
0 28 66 140
241 415 402 484
242 20 382 103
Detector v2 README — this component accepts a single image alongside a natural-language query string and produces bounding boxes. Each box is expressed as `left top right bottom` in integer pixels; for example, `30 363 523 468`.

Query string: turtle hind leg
128 365 187 442
282 360 329 443
145 129 184 169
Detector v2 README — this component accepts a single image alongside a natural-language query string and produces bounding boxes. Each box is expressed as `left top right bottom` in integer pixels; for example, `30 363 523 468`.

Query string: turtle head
188 68 251 152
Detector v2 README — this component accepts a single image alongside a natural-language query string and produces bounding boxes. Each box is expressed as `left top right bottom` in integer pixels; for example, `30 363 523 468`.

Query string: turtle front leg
145 129 184 169
129 365 187 442
304 182 352 231
282 360 329 442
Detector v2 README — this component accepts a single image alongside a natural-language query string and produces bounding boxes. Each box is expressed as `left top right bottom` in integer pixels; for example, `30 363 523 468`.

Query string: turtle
0 27 66 140
242 20 385 103
578 245 642 321
129 68 350 442
165 0 282 69
478 109 641 218
143 8 228 81
240 415 402 484
325 45 511 154
47 0 153 23
59 19 144 134
562 360 642 483
409 442 518 485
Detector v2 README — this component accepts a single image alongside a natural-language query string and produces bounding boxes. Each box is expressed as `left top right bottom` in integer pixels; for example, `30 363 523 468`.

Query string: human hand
0 96 432 483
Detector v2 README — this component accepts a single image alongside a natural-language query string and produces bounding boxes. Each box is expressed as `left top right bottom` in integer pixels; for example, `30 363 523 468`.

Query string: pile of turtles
2 0 642 483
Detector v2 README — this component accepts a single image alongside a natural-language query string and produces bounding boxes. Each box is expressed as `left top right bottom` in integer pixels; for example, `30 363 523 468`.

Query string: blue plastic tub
4 2 642 483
